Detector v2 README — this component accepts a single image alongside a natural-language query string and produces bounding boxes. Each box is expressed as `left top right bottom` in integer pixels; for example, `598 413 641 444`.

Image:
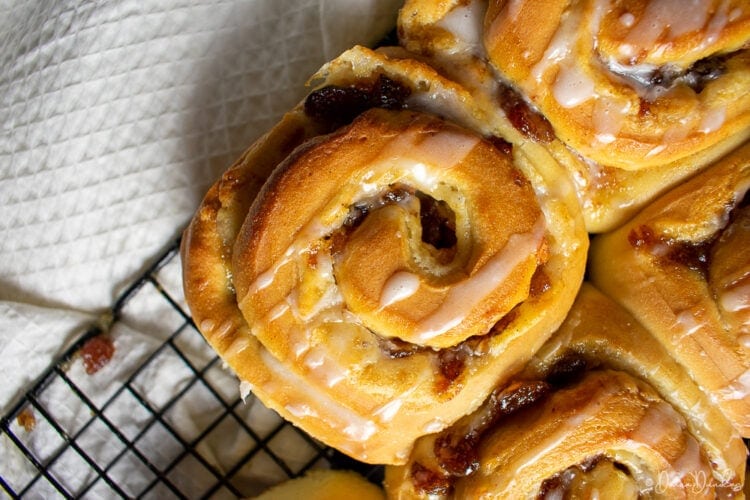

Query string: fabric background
0 0 401 414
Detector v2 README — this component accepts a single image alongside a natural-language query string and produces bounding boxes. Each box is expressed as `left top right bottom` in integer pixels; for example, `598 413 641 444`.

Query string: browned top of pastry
232 108 546 349
484 0 750 169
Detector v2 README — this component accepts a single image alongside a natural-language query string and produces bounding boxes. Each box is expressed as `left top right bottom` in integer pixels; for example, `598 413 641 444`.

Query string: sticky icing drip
718 367 750 401
628 400 681 450
593 96 631 144
239 380 254 402
251 121 485 346
302 346 347 388
720 284 750 313
373 398 404 424
553 64 596 108
698 106 726 134
257 348 380 445
436 0 485 56
623 0 711 51
673 309 705 341
415 218 545 341
380 271 421 308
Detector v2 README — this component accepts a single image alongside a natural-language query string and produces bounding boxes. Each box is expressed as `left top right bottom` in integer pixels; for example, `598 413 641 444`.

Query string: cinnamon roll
252 469 385 500
397 0 750 232
590 140 750 437
181 46 588 464
384 283 747 498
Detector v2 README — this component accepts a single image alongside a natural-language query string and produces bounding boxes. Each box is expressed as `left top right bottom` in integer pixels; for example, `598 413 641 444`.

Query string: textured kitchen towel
0 0 401 411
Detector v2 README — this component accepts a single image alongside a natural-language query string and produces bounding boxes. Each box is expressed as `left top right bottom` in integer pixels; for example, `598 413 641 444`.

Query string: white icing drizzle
506 0 524 21
285 403 319 419
409 127 480 173
266 301 290 323
553 64 596 108
225 335 250 359
593 96 631 144
216 320 236 339
646 144 667 158
720 284 750 312
359 125 480 196
704 0 731 47
372 398 403 423
422 418 446 434
718 367 750 401
344 420 378 442
249 218 334 294
531 7 581 83
673 309 704 341
436 0 485 56
698 106 726 134
292 329 312 359
604 58 675 102
302 347 347 388
199 319 215 333
258 348 379 443
379 271 421 308
629 400 681 450
619 12 636 28
628 401 713 492
239 380 254 402
623 0 710 51
415 218 546 341
530 1 612 109
671 435 706 484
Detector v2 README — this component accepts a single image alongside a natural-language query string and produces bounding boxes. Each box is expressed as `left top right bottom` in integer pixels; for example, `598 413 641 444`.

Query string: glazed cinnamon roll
590 140 750 437
384 284 747 498
397 0 750 232
181 46 587 464
252 469 384 500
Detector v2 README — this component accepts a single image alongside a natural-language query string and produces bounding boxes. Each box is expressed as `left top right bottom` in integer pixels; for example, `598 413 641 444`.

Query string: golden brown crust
252 470 385 500
384 283 746 498
398 0 750 232
484 0 750 170
233 108 544 349
181 46 588 465
528 284 747 490
590 140 750 437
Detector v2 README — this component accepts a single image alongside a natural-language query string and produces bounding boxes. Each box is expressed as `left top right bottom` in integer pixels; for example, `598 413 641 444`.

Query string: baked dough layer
181 46 587 465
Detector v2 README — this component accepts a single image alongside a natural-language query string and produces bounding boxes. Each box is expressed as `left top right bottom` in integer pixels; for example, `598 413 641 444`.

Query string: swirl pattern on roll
484 0 750 170
384 284 747 498
590 140 750 437
181 46 588 464
397 0 750 232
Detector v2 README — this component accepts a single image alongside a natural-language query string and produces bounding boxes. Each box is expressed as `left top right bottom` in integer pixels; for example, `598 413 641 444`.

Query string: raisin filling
335 185 459 263
496 82 556 144
628 187 750 277
408 352 600 495
410 380 551 495
304 74 411 130
612 52 730 104
648 54 728 95
417 191 457 251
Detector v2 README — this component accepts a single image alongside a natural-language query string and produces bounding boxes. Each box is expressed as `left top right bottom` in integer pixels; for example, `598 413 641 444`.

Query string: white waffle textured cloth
0 0 400 413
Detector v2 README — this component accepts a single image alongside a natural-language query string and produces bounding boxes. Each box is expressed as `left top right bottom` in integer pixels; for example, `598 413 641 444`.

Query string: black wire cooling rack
0 236 382 499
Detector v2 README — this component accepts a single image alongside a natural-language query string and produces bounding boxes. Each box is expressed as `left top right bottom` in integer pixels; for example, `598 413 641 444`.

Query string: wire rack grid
0 237 382 499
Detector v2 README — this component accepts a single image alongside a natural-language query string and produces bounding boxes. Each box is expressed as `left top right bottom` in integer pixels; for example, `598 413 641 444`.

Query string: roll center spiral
233 108 547 350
